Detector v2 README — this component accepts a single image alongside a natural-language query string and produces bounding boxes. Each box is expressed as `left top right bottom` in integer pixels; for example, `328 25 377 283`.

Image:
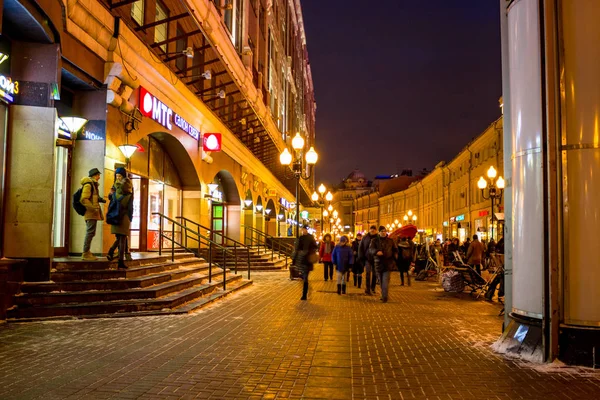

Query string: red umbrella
389 224 418 239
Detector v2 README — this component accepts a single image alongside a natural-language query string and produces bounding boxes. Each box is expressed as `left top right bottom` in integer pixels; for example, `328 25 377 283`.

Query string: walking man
358 225 379 295
80 168 105 260
369 226 398 302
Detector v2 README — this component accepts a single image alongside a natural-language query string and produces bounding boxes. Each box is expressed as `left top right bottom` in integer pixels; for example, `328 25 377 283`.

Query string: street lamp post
280 132 318 238
311 185 332 237
478 166 505 241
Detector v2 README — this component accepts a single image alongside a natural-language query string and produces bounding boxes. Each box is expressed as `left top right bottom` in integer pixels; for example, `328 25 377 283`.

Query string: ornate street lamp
279 132 318 237
311 183 331 237
478 165 505 240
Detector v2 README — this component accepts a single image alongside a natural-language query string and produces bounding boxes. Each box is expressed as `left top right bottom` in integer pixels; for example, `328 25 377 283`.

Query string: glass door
146 180 182 250
52 145 72 256
129 175 142 250
211 203 226 245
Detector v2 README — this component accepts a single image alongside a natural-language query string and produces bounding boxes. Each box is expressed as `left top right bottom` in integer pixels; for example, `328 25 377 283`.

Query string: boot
301 281 309 300
117 261 127 270
106 251 115 261
342 284 346 294
337 284 342 295
82 251 97 261
357 276 362 289
353 274 357 287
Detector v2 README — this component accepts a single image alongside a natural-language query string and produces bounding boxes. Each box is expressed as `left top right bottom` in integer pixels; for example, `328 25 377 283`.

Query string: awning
494 213 505 221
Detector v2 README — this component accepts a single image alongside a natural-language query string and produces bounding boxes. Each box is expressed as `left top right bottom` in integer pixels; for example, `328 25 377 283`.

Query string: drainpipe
466 146 473 238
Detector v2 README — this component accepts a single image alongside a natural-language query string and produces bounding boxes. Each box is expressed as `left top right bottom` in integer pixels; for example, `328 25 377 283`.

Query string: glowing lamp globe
118 144 138 159
318 184 326 195
291 132 305 150
478 176 487 189
311 192 319 202
279 148 292 165
305 146 318 165
487 165 497 179
496 176 505 189
325 191 333 202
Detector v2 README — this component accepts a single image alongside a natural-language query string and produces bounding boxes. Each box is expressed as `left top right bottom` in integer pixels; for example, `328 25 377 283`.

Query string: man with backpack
78 168 105 260
396 236 415 286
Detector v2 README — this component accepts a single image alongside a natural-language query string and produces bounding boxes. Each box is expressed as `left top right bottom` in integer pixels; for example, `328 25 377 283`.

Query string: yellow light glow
408 210 413 217
305 146 318 165
325 191 333 202
279 148 292 165
478 176 487 189
323 210 329 217
487 165 497 179
328 205 333 212
318 184 326 194
311 192 318 201
292 132 305 150
496 176 505 189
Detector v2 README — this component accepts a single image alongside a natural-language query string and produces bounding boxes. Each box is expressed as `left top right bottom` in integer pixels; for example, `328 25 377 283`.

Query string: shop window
131 0 144 26
155 1 169 53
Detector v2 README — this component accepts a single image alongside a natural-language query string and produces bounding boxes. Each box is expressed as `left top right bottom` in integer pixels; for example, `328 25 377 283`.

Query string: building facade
358 117 504 244
0 0 315 283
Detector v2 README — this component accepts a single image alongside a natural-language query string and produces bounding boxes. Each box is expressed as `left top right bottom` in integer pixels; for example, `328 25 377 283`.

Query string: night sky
301 0 502 186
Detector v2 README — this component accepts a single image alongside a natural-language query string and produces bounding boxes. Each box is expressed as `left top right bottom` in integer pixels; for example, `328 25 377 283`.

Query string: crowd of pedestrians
292 223 505 302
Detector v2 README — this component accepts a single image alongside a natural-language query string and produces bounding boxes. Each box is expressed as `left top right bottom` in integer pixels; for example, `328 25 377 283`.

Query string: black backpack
401 244 413 261
73 182 92 216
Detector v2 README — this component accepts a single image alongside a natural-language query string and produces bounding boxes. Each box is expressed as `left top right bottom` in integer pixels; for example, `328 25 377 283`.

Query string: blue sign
456 214 465 222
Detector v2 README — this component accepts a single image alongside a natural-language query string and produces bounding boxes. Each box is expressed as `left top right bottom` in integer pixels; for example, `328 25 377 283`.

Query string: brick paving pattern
1 270 599 400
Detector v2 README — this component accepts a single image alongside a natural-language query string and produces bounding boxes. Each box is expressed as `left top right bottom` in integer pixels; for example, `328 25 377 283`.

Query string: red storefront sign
479 210 489 217
203 133 222 152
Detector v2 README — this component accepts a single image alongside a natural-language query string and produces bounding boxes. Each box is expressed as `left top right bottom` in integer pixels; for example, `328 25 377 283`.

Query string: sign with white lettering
173 113 199 140
280 198 292 209
139 87 201 140
76 120 106 141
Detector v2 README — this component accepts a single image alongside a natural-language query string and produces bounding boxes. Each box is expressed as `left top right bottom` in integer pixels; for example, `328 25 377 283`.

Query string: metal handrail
152 213 251 287
241 225 293 268
176 216 252 275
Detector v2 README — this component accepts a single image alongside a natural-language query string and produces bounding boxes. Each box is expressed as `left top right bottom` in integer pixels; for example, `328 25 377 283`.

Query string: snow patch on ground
515 359 600 377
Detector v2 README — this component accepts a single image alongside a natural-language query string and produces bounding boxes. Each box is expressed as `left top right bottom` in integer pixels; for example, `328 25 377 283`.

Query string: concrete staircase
205 247 290 271
6 253 252 321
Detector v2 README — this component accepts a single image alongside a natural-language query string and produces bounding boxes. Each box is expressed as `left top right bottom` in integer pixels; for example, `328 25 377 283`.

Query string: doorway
52 144 72 256
211 202 226 245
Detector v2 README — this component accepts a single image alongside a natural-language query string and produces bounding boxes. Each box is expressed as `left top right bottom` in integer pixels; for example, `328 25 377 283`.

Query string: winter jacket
358 233 378 265
80 177 104 221
332 244 354 273
109 177 133 236
319 240 334 262
466 239 485 265
293 233 318 274
396 238 415 271
369 235 398 273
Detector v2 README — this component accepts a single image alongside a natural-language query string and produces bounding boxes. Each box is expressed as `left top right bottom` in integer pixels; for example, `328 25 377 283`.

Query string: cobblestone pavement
1 269 599 400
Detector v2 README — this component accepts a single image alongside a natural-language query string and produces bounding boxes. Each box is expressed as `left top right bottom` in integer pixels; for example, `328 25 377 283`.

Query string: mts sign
140 87 172 130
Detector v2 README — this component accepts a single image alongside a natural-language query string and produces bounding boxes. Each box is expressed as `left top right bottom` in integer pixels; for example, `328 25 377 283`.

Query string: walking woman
107 167 133 269
319 233 334 281
332 236 354 295
293 225 318 300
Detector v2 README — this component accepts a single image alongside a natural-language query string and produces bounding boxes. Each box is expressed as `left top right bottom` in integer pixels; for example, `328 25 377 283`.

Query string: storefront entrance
52 143 72 256
211 203 225 245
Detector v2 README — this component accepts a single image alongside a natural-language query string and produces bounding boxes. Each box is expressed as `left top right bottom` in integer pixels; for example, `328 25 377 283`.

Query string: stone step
7 275 248 320
52 252 196 272
21 262 213 293
50 258 207 282
14 268 234 307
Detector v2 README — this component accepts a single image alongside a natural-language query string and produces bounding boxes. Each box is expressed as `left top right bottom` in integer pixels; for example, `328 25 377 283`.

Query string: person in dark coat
369 226 398 302
107 167 133 269
358 225 379 295
293 225 318 301
332 236 354 295
351 233 363 287
396 237 415 286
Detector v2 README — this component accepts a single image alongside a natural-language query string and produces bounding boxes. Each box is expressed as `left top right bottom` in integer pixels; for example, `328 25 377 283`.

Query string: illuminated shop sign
280 198 292 209
203 133 222 152
455 214 465 221
139 87 200 140
173 113 199 140
0 75 18 103
77 120 106 141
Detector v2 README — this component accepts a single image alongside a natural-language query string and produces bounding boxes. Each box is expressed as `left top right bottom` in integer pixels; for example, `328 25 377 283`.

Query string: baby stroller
415 253 439 281
451 251 487 296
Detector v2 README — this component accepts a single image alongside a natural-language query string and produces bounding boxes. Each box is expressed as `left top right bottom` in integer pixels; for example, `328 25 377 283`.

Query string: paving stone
0 271 599 399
